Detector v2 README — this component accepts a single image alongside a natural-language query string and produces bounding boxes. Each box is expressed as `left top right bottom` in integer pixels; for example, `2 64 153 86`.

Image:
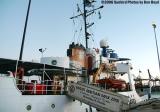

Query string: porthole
51 104 55 109
51 60 57 65
26 105 32 111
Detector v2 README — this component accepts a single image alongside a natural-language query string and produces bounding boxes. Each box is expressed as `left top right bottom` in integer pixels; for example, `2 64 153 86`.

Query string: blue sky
0 0 160 77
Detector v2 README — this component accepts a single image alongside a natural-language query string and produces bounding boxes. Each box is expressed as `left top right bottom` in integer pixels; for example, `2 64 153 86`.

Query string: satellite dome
100 39 109 48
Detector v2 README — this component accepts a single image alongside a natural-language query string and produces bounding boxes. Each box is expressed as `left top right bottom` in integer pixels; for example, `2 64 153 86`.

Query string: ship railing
15 79 66 95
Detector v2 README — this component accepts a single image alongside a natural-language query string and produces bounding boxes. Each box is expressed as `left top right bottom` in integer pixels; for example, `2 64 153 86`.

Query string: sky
0 0 160 78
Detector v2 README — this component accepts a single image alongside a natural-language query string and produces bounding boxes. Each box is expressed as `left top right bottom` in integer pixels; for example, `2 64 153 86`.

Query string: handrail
4 66 86 95
15 78 66 95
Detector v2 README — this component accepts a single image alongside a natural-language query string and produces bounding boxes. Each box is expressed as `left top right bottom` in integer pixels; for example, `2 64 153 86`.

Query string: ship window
85 108 88 112
26 105 32 111
90 106 93 112
51 104 55 109
52 60 57 65
80 101 82 106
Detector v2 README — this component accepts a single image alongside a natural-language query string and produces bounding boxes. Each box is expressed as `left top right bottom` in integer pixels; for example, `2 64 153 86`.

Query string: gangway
67 82 130 112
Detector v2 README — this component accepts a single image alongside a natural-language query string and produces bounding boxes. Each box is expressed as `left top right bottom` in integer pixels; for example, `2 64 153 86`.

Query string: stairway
67 81 130 112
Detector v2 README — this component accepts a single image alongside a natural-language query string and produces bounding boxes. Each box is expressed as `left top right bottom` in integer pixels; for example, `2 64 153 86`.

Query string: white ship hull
0 76 96 112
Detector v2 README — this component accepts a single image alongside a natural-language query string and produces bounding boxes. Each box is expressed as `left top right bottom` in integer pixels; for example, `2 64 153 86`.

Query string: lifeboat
96 78 126 90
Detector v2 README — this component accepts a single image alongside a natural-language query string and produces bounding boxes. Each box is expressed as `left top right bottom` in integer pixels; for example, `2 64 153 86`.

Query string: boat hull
0 76 96 112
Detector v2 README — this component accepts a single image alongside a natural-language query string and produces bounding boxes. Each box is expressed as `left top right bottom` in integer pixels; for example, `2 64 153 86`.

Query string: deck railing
16 79 66 95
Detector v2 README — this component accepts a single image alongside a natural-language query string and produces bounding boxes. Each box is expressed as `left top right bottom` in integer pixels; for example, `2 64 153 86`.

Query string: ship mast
83 0 88 48
19 0 31 60
70 0 103 49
